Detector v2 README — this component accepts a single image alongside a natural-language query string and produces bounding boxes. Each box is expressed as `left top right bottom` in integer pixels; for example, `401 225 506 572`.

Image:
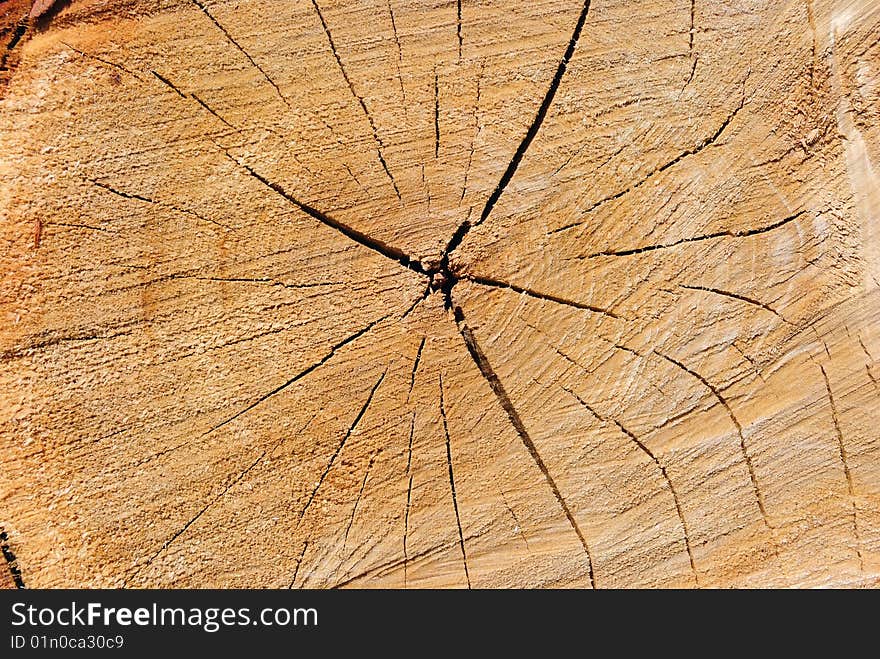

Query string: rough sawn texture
1 0 879 588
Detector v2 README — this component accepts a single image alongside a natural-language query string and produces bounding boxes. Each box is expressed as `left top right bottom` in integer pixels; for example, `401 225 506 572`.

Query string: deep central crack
0 530 25 589
151 0 598 586
425 257 459 310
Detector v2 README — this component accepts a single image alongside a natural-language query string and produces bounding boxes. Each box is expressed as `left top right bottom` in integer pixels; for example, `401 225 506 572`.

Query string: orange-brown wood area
2 0 879 588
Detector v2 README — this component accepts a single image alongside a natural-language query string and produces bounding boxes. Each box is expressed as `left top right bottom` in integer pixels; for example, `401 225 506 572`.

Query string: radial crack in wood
1 0 879 588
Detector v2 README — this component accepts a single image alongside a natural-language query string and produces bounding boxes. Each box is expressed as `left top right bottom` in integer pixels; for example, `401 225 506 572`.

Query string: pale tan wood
1 0 878 588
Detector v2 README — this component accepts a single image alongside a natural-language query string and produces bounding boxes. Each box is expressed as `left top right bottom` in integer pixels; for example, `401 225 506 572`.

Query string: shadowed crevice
385 0 406 104
288 541 310 588
202 313 393 438
652 349 779 551
678 284 791 323
443 0 593 259
0 530 25 589
571 210 808 259
298 370 388 524
61 41 143 79
123 412 319 586
552 83 747 236
460 61 485 204
403 412 416 588
409 337 426 396
464 272 621 319
439 373 471 589
191 0 290 108
564 387 699 585
92 178 233 231
434 69 440 158
333 528 490 588
456 0 462 59
225 153 424 273
311 0 401 200
452 305 596 587
819 364 864 571
151 69 185 97
342 451 379 550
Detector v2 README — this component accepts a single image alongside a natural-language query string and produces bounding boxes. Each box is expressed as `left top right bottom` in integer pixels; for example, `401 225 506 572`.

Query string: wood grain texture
1 0 878 588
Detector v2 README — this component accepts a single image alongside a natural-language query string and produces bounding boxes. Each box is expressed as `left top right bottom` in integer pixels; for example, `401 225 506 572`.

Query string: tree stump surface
1 0 879 588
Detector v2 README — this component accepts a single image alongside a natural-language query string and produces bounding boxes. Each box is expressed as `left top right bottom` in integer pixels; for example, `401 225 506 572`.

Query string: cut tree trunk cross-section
1 0 879 588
